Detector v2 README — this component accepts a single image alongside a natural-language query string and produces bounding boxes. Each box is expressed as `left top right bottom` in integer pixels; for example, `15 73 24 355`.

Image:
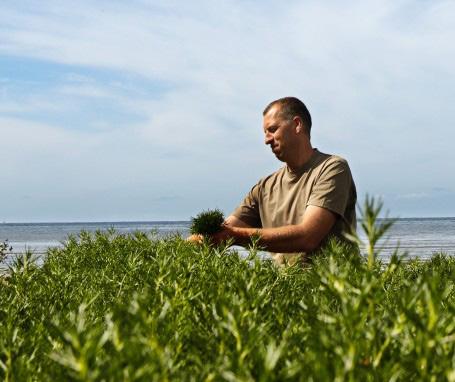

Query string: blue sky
1 0 454 221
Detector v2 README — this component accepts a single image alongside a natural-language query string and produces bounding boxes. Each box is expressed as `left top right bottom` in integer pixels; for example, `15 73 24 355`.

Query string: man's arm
223 215 253 228
213 205 337 253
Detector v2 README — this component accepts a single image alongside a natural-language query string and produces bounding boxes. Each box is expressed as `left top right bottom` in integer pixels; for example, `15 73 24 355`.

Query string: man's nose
264 133 273 145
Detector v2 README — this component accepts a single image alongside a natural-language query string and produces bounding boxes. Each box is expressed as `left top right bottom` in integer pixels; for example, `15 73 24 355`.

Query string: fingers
187 229 232 247
187 234 204 244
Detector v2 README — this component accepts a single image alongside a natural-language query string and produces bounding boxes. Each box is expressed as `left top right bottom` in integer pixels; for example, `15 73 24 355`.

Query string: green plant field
1 209 455 380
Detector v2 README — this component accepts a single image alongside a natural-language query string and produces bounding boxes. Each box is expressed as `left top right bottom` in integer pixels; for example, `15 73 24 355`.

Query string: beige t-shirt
232 149 357 262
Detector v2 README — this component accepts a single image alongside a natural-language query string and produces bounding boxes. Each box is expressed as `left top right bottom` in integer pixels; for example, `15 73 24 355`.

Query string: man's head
263 97 312 138
262 97 313 166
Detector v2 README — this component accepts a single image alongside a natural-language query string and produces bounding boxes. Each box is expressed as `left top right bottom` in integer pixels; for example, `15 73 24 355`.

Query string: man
193 97 357 264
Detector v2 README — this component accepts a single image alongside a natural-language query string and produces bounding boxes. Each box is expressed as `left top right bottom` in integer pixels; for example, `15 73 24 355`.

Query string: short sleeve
307 158 353 219
231 183 262 227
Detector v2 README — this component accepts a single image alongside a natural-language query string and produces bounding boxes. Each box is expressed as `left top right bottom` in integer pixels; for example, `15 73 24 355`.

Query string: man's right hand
187 234 204 244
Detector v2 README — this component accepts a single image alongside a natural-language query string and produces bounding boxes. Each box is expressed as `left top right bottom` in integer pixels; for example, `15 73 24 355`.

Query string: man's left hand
210 225 235 245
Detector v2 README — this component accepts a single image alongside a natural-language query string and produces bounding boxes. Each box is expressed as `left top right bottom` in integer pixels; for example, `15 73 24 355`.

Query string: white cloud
396 192 430 200
1 0 455 219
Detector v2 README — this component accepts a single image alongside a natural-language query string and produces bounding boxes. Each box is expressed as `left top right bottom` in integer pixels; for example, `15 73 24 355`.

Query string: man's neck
286 146 315 173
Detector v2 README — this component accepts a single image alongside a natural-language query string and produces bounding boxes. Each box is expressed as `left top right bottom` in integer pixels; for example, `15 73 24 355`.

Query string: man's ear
293 116 303 134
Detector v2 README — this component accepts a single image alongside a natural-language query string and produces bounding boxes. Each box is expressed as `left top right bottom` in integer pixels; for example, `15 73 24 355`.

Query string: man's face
263 105 297 162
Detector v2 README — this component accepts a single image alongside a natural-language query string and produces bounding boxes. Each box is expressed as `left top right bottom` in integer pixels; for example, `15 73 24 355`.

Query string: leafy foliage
190 208 225 235
1 200 455 380
0 240 12 264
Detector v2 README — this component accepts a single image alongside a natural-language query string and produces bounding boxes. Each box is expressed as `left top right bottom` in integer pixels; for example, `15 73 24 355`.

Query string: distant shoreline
0 220 191 225
2 217 455 225
2 219 455 264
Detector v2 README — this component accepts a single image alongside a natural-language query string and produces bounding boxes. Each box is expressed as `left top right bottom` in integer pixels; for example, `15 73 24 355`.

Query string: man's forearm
218 206 337 253
227 225 320 253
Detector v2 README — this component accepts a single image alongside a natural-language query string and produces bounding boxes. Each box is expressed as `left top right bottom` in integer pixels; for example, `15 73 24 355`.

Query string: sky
1 0 454 222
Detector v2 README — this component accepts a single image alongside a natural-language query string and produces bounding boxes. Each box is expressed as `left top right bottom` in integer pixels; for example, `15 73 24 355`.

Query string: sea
1 218 454 268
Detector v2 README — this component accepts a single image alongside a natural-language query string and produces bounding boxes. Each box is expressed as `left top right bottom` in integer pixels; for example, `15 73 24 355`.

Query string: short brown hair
263 97 312 137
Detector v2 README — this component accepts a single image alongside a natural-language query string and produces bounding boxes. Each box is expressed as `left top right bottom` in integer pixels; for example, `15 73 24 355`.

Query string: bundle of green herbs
190 208 225 235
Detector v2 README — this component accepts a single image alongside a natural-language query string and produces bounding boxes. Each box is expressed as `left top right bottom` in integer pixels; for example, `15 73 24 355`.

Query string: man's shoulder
253 151 352 189
315 151 351 173
256 166 287 186
316 150 349 165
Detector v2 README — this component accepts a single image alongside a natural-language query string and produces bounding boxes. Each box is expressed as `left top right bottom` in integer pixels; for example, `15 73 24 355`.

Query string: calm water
372 218 455 261
0 221 190 268
1 218 454 267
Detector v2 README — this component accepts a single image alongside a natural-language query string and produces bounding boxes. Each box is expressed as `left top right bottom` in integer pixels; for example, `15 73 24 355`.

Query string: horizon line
2 216 455 225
